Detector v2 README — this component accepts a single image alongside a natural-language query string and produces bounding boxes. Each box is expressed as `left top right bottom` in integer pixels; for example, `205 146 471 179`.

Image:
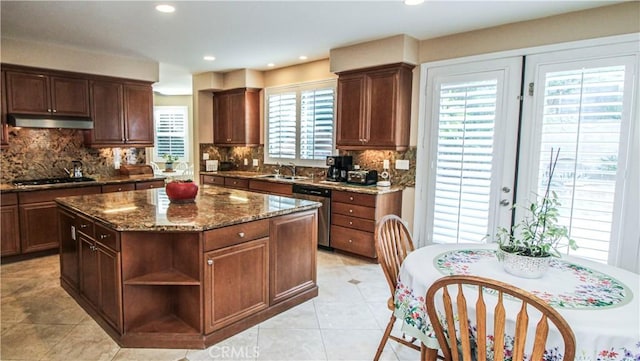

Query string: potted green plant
162 154 180 171
495 148 577 278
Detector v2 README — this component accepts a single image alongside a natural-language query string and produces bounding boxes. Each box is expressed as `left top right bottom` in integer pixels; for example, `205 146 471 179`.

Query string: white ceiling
1 1 620 95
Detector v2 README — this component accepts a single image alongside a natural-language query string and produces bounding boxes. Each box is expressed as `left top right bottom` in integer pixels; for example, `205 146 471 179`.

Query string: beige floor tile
111 347 188 361
259 300 318 329
314 301 380 330
357 281 391 303
321 329 399 361
256 328 326 361
391 341 422 361
0 323 74 360
186 327 258 361
315 280 365 303
41 323 120 361
0 295 30 323
19 290 87 325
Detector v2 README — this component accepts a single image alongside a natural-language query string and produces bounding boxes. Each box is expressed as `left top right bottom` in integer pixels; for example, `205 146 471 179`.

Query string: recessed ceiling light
267 63 275 67
299 55 308 60
404 0 424 5
203 56 216 61
155 4 175 13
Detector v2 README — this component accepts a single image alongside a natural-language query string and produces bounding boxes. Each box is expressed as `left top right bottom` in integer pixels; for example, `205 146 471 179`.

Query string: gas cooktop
13 177 96 186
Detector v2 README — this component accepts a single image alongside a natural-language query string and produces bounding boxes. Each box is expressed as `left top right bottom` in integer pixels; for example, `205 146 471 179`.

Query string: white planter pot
497 248 551 279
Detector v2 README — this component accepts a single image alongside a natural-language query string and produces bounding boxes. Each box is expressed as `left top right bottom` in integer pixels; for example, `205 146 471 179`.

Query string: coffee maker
326 156 352 182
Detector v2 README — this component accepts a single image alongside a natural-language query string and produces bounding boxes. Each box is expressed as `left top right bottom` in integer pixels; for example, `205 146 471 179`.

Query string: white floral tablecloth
394 243 640 361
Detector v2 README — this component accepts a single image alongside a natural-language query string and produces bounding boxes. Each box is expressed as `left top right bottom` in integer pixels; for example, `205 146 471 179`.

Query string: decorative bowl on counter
165 180 198 203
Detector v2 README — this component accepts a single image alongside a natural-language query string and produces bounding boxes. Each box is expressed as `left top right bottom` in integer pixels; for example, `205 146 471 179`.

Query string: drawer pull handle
349 209 353 213
99 234 109 239
207 259 213 266
118 188 122 191
348 239 353 243
349 221 353 225
238 232 245 238
80 224 88 228
349 196 354 201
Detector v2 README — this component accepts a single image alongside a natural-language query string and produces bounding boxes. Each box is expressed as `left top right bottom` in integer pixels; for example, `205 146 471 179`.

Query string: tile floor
1 249 420 361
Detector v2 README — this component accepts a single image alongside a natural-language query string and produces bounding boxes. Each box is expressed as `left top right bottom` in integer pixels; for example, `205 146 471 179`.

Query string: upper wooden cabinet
85 80 154 147
213 88 260 147
5 69 90 117
336 63 414 151
1 70 8 148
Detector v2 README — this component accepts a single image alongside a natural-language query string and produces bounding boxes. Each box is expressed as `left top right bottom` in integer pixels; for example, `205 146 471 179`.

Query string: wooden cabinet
330 190 402 259
1 193 20 256
101 182 136 193
269 211 317 304
249 180 293 196
86 80 154 147
18 186 101 254
58 209 80 290
204 237 269 333
224 177 249 190
200 174 225 186
5 69 89 117
135 180 165 190
336 63 413 151
213 88 260 147
1 70 8 148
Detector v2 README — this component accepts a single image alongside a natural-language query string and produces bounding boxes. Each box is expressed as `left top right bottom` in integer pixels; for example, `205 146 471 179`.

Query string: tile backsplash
199 144 417 187
0 127 145 183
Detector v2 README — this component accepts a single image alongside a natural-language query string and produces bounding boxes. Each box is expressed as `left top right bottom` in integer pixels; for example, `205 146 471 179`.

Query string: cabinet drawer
19 186 101 204
332 202 375 220
224 178 249 190
95 223 119 251
76 214 95 238
330 225 376 258
101 183 136 193
1 193 18 206
332 191 376 207
205 219 269 251
135 180 165 190
202 175 225 186
331 213 375 233
248 180 292 196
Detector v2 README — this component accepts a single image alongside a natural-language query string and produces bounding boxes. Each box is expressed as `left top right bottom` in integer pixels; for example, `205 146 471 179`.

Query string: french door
420 57 522 245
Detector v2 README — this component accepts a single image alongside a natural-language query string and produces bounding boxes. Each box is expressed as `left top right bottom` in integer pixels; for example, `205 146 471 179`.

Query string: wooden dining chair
423 275 576 361
373 214 421 360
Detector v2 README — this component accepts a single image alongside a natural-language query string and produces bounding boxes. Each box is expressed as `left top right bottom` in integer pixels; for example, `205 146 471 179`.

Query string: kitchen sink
256 174 309 181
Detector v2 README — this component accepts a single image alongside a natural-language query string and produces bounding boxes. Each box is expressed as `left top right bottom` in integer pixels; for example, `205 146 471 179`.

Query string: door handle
502 186 511 193
500 199 510 207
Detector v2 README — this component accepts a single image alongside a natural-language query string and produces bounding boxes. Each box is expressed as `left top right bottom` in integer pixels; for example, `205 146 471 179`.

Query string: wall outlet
243 158 248 166
252 159 259 167
203 153 209 160
383 159 390 169
395 159 410 170
353 164 360 170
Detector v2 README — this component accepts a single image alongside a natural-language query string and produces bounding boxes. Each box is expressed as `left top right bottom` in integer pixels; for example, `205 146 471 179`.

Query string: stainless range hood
8 114 94 130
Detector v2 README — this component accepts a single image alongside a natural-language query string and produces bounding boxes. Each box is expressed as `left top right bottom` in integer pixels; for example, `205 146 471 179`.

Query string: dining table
393 243 640 361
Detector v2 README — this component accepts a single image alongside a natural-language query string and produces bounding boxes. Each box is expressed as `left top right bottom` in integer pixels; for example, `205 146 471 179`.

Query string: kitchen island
55 185 321 349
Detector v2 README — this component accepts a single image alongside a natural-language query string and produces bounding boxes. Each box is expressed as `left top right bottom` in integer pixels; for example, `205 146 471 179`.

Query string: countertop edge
1 176 166 193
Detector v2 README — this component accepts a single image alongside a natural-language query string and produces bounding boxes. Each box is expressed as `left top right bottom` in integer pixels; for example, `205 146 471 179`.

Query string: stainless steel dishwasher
292 184 332 248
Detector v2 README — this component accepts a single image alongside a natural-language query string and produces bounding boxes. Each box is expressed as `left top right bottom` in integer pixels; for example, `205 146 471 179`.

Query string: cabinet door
50 76 90 116
336 75 366 147
269 211 317 304
19 201 59 253
98 244 122 332
1 204 20 256
123 84 154 146
365 69 399 147
213 93 230 144
6 71 50 115
80 236 100 307
204 238 269 333
227 91 247 144
89 80 124 145
58 209 79 288
1 70 8 147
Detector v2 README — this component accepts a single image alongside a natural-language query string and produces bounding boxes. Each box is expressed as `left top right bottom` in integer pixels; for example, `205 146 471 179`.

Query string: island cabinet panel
269 210 317 304
204 238 269 333
121 232 202 337
1 193 20 256
58 208 79 290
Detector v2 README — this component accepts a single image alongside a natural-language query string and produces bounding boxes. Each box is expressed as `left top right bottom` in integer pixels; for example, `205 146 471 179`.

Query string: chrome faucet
281 162 297 177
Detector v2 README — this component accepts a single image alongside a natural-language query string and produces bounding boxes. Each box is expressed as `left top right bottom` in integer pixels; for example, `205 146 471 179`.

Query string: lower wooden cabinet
1 193 20 256
204 238 269 333
134 180 165 190
58 208 79 289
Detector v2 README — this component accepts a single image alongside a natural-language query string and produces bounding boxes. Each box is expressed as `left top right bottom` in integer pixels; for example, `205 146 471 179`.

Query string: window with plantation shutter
266 80 336 166
153 106 188 161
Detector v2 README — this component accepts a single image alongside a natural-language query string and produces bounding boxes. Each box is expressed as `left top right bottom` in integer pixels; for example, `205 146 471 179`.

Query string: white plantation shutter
300 88 335 160
534 64 629 262
267 92 297 159
266 81 336 165
433 79 498 244
154 106 188 161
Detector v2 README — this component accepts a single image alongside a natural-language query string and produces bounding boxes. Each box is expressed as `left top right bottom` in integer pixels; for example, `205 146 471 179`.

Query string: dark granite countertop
0 175 166 193
201 171 403 195
55 185 321 232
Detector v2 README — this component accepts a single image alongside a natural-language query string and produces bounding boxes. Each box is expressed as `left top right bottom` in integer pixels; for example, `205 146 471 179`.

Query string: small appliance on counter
326 156 352 182
219 161 234 171
347 170 378 185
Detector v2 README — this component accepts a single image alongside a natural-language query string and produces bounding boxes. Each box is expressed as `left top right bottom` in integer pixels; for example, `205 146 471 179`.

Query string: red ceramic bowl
165 181 198 203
